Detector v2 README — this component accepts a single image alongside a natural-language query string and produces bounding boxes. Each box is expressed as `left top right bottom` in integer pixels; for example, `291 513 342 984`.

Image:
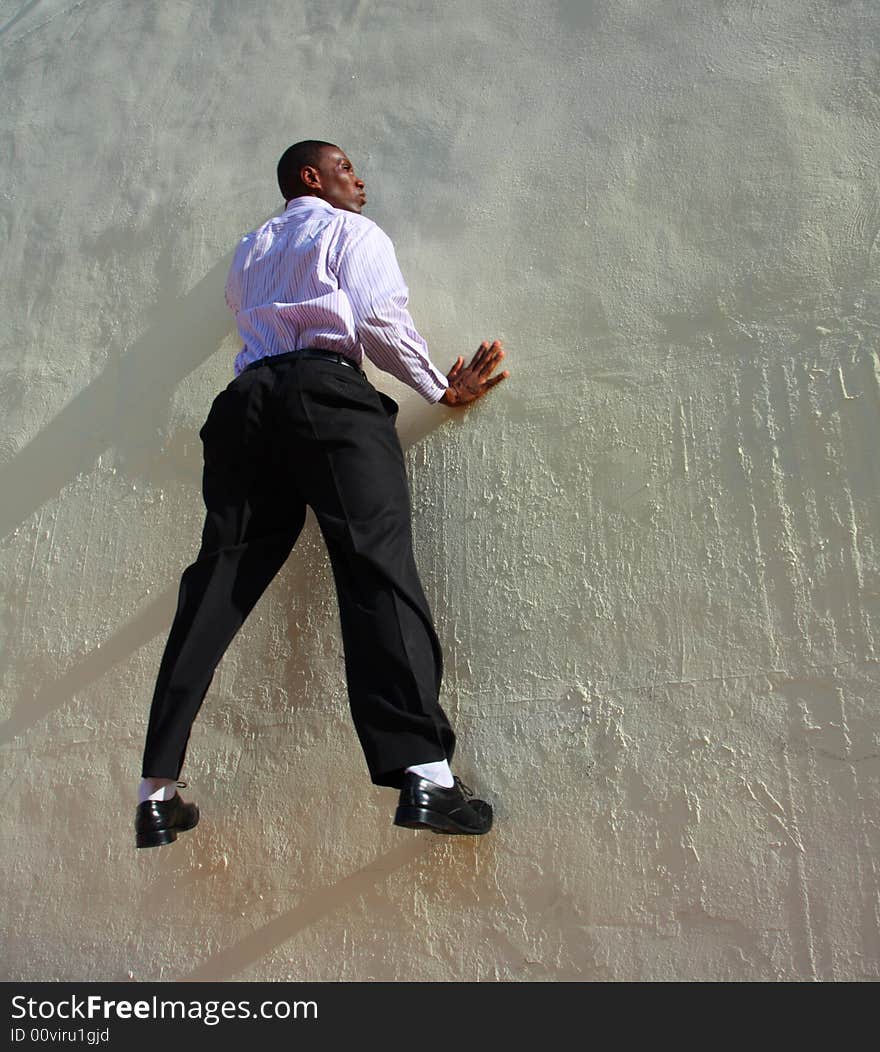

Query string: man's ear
300 164 321 191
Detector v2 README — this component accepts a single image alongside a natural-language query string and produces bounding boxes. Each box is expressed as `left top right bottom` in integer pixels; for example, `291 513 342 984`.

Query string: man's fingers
468 369 509 401
481 369 509 391
469 340 503 373
473 339 501 363
476 347 504 378
446 355 465 382
468 341 490 370
473 349 508 378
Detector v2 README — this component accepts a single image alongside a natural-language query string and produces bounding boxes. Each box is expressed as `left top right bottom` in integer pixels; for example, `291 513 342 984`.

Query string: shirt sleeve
336 224 449 403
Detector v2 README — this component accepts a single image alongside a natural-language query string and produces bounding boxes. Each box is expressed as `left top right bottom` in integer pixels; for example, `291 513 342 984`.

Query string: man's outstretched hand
439 340 509 407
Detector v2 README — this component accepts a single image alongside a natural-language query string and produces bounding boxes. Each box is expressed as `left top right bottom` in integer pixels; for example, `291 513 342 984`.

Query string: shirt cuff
421 376 449 404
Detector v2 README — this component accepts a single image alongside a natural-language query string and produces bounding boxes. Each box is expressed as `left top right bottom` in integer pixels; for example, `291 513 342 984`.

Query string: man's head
277 141 366 213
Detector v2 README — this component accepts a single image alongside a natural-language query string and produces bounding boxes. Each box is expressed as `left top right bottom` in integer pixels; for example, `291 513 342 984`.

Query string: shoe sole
393 805 491 835
135 813 200 849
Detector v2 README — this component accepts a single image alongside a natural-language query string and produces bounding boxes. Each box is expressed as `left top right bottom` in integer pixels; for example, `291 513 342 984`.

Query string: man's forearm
359 321 449 402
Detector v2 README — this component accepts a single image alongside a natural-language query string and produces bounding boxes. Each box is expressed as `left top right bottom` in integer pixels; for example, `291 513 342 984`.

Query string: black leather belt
243 348 363 374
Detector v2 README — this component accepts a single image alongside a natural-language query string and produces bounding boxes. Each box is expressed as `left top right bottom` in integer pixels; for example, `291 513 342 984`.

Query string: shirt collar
284 195 336 214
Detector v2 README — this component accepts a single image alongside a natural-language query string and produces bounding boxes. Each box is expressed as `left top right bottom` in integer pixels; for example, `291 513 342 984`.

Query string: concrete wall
2 0 879 981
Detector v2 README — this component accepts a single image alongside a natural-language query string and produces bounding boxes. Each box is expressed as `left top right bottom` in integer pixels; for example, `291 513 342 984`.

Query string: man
135 140 508 849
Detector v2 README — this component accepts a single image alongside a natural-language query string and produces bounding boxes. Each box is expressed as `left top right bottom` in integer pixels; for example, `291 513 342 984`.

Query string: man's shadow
1 251 449 745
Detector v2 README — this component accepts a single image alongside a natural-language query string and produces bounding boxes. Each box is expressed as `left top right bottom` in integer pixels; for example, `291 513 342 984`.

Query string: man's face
310 146 366 213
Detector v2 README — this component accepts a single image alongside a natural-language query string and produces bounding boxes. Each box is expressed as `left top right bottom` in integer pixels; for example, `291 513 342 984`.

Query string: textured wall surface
2 0 879 981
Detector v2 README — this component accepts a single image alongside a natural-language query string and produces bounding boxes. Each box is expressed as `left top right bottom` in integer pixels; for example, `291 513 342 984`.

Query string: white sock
138 778 178 804
405 759 454 788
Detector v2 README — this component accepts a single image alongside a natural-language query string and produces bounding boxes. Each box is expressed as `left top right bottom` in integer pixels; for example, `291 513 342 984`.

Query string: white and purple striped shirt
225 195 449 403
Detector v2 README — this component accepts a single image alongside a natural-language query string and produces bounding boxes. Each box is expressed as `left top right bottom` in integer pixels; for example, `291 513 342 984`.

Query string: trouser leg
141 371 305 778
317 511 454 787
284 363 456 787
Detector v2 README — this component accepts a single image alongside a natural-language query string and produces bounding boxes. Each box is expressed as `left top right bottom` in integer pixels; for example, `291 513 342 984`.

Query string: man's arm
337 224 508 405
336 224 450 402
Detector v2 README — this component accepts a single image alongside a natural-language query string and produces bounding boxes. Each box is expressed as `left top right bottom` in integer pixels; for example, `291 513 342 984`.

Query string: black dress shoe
135 787 199 849
394 775 493 835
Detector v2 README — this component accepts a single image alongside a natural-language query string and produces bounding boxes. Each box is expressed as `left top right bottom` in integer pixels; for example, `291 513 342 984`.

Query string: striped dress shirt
225 195 449 402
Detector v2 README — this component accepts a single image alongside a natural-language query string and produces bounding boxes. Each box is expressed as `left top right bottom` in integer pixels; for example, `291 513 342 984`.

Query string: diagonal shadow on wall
177 838 436 981
0 253 237 542
0 585 178 746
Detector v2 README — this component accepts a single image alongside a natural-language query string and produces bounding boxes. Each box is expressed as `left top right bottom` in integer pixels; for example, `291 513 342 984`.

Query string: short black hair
277 140 337 200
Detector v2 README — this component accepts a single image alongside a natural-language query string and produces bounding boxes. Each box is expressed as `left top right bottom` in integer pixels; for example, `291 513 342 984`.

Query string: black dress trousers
141 353 455 788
